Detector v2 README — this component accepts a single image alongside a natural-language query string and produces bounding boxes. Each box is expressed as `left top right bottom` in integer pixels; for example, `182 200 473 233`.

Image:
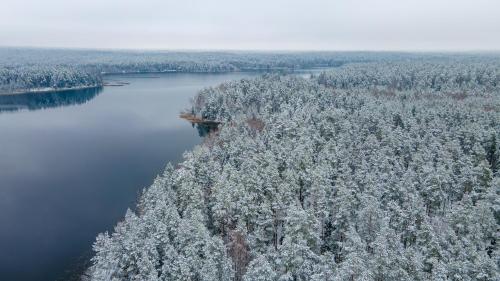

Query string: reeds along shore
179 112 220 125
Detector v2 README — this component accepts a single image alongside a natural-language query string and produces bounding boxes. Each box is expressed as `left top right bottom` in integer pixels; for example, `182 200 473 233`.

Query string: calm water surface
0 72 259 281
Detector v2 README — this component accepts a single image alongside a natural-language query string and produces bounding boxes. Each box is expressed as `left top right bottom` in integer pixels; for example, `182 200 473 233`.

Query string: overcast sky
0 0 498 51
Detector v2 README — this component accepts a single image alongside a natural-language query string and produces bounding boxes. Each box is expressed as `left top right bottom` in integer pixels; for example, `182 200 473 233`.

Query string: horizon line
1 44 500 54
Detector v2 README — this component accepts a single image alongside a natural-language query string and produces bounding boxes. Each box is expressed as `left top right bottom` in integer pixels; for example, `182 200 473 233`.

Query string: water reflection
193 122 219 137
0 87 102 112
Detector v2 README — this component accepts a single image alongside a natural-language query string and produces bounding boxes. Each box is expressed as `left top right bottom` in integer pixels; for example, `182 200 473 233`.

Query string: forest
86 57 499 280
2 48 496 94
0 48 346 94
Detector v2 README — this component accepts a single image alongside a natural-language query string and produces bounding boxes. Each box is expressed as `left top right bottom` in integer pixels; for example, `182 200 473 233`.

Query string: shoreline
179 112 221 125
100 65 341 76
0 84 102 96
0 66 339 97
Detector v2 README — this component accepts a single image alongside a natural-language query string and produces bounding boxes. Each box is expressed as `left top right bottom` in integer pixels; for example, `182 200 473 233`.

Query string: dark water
0 72 258 281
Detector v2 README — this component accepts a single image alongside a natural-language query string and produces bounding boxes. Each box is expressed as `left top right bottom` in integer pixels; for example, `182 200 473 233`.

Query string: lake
0 72 267 281
0 68 331 281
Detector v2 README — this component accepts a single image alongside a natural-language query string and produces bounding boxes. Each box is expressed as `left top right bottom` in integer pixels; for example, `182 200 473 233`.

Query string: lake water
0 68 332 281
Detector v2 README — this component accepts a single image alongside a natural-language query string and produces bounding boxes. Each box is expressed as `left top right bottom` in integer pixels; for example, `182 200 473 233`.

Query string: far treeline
1 48 498 94
87 57 499 280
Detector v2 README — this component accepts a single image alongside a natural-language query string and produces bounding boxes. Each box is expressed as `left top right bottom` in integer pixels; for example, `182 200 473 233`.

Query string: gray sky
0 0 499 51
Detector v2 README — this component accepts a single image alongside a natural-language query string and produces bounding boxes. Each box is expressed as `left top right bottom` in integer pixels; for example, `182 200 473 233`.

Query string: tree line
3 48 497 94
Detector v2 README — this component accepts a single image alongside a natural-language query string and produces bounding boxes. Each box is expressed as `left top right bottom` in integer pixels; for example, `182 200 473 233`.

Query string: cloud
0 0 498 50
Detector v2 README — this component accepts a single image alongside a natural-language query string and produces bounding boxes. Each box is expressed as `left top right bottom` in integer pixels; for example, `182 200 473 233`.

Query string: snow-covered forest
2 48 497 95
0 48 348 94
87 58 499 280
0 65 102 94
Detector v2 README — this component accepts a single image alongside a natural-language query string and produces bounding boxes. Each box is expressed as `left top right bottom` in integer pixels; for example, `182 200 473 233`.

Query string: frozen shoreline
0 84 102 96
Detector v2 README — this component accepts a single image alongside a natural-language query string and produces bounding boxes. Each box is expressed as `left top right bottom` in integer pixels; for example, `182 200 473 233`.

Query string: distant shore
0 66 337 96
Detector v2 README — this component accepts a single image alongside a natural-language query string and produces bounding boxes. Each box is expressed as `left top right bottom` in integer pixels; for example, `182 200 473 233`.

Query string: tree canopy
87 58 499 281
